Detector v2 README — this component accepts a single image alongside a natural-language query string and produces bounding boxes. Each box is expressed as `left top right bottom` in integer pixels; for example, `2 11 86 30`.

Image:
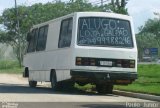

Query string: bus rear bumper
70 70 137 85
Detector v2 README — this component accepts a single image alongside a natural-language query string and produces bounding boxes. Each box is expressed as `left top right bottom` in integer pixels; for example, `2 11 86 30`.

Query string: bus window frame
58 17 73 48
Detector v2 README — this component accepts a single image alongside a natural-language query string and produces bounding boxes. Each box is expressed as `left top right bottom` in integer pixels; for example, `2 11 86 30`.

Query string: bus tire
51 71 58 91
29 81 37 87
105 84 113 94
61 81 75 90
96 84 113 94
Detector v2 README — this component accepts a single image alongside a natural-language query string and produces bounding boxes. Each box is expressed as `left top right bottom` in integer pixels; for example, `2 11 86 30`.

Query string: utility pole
101 0 103 6
14 0 22 67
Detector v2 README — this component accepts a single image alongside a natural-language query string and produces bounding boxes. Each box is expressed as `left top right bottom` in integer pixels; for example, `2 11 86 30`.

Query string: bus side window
33 28 39 51
27 29 36 53
58 18 73 48
36 25 49 51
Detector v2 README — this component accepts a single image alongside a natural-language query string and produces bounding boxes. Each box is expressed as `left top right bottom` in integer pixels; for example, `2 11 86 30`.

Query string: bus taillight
120 60 135 68
129 60 135 68
76 57 96 66
76 57 82 65
90 59 96 66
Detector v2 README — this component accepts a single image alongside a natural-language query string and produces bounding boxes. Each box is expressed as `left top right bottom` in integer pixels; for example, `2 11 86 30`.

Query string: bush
0 60 19 69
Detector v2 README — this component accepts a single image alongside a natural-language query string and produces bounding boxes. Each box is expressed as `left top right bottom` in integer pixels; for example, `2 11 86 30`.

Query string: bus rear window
77 17 133 48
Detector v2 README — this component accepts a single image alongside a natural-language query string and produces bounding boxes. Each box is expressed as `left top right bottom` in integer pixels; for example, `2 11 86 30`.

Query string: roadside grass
114 64 160 96
75 83 96 92
0 68 23 74
0 60 23 74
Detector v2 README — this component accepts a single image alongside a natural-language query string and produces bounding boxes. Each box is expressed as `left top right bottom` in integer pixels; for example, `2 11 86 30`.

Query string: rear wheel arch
23 67 29 77
50 69 59 90
29 80 37 87
50 69 56 82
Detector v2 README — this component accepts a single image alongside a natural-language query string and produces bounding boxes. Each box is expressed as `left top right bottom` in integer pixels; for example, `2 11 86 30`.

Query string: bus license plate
100 61 112 66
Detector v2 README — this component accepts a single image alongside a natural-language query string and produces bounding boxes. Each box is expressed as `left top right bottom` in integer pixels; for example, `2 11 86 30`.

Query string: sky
0 0 160 33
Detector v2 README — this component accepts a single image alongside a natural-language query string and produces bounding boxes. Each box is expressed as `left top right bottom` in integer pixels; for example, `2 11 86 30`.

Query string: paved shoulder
0 74 156 103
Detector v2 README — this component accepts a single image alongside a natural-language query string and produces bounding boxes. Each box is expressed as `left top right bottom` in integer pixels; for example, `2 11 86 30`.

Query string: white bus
23 12 137 94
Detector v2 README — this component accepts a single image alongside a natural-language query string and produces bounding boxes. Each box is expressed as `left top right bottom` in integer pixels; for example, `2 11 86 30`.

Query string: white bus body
23 12 137 93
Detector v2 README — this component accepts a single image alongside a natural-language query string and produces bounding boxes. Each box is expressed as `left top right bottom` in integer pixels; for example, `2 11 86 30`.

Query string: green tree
106 0 129 14
140 18 160 46
0 44 7 60
136 33 158 60
0 1 97 66
0 6 29 66
137 13 160 60
0 0 129 66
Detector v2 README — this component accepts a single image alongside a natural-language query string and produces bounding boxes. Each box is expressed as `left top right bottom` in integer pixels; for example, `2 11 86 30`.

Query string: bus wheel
29 81 37 87
105 84 113 94
96 84 113 94
51 72 58 91
61 81 75 90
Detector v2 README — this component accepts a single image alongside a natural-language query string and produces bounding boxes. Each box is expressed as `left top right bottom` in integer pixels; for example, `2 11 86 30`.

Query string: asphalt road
0 74 158 108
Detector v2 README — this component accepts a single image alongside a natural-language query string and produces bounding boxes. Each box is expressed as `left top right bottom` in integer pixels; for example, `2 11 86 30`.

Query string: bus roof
32 12 132 29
